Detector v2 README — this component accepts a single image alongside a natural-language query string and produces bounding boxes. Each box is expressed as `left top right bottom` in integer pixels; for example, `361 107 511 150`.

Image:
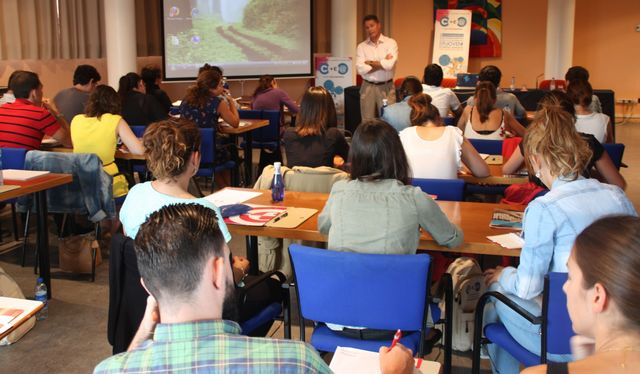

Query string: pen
389 329 402 349
272 211 288 223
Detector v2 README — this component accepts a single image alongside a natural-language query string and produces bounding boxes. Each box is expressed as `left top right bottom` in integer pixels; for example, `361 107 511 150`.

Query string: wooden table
223 118 269 184
0 174 73 298
459 164 528 185
47 146 145 161
225 189 524 274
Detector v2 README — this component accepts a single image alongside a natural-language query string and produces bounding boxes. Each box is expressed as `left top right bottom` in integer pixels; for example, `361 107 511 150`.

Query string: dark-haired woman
457 81 525 140
283 86 348 168
251 75 299 114
567 80 612 143
71 85 144 197
318 119 462 254
523 215 640 374
141 64 172 112
118 72 168 126
400 93 489 179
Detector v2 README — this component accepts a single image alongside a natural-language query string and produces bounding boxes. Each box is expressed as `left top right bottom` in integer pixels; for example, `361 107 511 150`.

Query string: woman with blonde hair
457 81 525 140
523 215 640 374
283 86 348 168
481 101 636 374
399 93 489 179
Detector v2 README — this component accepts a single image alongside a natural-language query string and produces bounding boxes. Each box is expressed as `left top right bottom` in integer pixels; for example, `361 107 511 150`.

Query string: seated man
53 64 101 123
0 70 22 106
93 203 332 373
421 63 462 120
467 65 526 118
381 76 422 132
0 71 71 149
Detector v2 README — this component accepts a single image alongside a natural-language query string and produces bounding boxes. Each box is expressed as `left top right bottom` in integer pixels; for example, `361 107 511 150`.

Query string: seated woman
251 75 299 115
503 90 625 190
119 119 280 336
318 118 463 339
117 72 168 126
457 81 525 140
523 215 640 374
567 80 612 143
140 64 172 112
179 69 240 186
71 85 144 198
283 86 349 168
482 103 636 374
399 93 489 179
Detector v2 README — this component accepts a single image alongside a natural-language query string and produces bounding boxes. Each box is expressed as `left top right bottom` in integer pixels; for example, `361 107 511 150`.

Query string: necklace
597 346 640 370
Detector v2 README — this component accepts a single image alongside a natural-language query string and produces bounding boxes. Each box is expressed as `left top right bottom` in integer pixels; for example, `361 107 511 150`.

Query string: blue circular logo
338 63 349 75
319 63 329 75
439 54 451 66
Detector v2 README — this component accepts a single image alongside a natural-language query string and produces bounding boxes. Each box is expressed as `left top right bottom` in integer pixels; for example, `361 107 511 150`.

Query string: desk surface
459 164 528 185
226 189 523 257
0 173 73 201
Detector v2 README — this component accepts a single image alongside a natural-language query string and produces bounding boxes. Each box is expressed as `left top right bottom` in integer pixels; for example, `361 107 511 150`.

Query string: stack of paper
330 346 441 374
487 233 525 249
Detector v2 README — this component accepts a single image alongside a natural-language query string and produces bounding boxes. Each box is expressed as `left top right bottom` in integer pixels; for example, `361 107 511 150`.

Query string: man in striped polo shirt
0 71 71 150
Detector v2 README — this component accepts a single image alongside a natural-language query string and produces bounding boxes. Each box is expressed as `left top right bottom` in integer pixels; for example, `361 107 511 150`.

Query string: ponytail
475 81 497 122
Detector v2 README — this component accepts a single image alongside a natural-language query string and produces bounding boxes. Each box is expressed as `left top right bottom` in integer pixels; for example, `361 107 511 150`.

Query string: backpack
439 257 486 352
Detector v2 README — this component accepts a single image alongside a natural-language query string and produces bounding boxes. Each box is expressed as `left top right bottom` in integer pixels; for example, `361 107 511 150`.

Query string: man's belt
363 79 393 86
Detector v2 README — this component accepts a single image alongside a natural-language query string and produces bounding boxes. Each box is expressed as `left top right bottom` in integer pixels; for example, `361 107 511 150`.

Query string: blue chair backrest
602 143 624 169
443 117 456 126
238 109 262 120
289 244 431 331
197 128 215 177
468 139 503 155
255 110 281 144
130 125 146 138
544 272 575 354
412 178 465 201
1 147 27 169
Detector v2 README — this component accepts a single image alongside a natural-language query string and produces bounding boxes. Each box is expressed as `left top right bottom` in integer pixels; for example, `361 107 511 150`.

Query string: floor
0 121 638 373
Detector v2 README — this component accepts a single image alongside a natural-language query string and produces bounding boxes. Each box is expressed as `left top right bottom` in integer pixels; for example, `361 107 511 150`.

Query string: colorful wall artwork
434 0 502 58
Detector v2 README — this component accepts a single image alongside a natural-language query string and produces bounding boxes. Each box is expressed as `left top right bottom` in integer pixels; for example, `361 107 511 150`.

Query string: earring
535 169 541 178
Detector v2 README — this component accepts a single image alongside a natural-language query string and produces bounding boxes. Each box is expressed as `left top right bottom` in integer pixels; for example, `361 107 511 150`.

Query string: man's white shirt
422 84 461 118
356 34 398 83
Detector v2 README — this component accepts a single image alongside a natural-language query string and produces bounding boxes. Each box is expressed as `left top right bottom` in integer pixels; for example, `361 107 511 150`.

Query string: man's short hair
399 76 423 99
73 65 101 86
134 204 226 302
6 70 25 87
565 66 590 84
478 65 502 87
141 64 161 87
9 71 41 99
423 64 444 86
362 14 379 24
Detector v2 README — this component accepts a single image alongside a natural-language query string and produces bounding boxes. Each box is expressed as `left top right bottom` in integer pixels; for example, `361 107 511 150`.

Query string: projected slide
163 0 312 80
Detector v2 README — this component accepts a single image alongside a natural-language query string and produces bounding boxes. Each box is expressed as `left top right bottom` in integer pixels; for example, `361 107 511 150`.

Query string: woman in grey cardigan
318 119 463 255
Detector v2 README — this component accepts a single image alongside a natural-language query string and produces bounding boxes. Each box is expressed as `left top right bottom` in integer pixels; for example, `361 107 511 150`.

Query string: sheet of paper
487 233 525 249
2 169 50 181
479 153 490 160
204 188 262 206
330 346 440 374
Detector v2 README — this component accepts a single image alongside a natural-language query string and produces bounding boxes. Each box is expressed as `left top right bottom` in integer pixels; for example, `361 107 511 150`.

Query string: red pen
389 329 402 349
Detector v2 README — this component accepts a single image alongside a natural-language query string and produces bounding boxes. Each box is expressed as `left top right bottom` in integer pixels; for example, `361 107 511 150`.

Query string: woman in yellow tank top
71 85 144 197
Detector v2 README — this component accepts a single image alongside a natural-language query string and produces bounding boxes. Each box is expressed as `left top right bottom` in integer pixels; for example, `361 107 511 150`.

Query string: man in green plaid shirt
93 203 331 373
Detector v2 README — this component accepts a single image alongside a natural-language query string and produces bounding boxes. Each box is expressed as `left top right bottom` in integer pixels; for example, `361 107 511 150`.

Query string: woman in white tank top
458 81 526 140
567 80 612 143
399 93 489 179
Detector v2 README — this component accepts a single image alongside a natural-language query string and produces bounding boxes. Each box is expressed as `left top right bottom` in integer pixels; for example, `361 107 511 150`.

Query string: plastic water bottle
510 76 516 90
504 105 511 114
549 77 556 90
34 278 48 320
380 98 389 117
271 162 284 202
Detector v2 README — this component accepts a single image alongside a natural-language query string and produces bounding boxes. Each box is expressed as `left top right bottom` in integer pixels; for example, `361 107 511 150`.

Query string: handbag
58 232 102 274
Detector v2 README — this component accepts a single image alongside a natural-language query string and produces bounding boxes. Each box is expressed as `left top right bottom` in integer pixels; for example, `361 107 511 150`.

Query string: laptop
456 73 479 89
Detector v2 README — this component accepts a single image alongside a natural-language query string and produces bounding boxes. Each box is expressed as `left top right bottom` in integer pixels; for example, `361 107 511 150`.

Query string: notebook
2 169 50 181
490 208 524 230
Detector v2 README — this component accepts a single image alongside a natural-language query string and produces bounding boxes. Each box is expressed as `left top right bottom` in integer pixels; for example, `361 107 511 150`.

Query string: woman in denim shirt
482 97 637 374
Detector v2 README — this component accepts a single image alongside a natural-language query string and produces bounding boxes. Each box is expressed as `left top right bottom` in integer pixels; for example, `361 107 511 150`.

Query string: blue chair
289 244 434 357
255 110 281 150
471 273 574 373
412 178 466 201
238 109 262 120
602 143 625 169
443 116 456 126
468 139 503 155
129 125 146 138
197 128 238 189
126 125 148 180
1 148 28 242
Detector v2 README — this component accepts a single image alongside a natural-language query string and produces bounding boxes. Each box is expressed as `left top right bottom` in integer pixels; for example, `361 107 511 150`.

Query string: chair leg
10 203 19 241
444 274 453 374
282 283 291 339
21 210 31 267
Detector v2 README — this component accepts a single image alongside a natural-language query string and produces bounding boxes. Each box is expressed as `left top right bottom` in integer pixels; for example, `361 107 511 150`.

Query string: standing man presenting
356 14 398 120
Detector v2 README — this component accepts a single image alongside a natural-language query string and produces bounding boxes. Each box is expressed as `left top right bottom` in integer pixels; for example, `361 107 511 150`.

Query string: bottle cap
37 277 43 283
274 162 281 168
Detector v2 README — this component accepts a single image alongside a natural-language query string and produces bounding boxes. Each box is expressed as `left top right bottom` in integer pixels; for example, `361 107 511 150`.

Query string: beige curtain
135 0 163 56
0 0 103 60
357 0 392 40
